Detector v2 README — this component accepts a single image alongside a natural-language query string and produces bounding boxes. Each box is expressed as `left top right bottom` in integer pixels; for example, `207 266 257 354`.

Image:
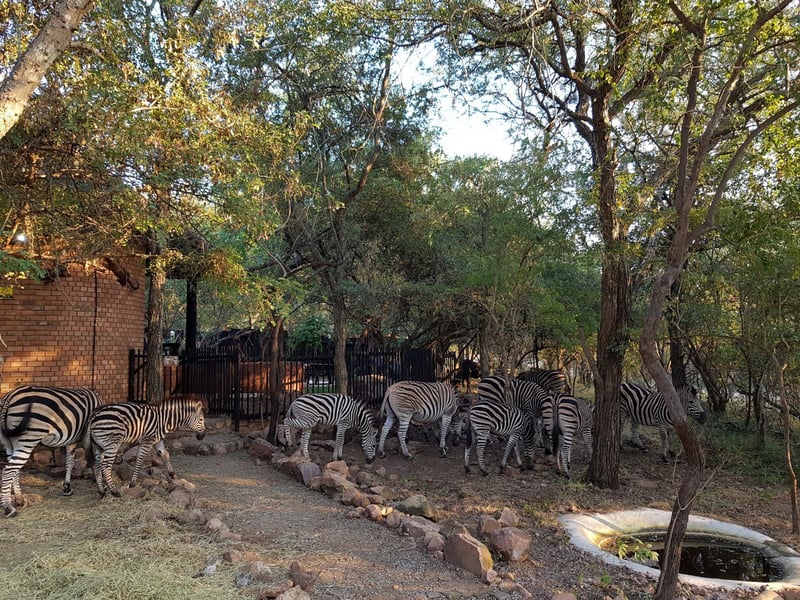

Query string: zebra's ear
195 400 205 413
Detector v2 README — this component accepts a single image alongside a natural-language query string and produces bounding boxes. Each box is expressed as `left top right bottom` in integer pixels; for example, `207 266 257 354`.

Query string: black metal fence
128 346 454 430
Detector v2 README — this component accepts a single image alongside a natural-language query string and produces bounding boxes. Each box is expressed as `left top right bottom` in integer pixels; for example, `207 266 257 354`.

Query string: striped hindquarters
467 400 534 440
477 375 549 416
90 396 206 448
286 393 375 433
1 385 102 447
620 383 705 428
517 368 568 393
550 393 593 476
380 381 458 424
89 403 161 448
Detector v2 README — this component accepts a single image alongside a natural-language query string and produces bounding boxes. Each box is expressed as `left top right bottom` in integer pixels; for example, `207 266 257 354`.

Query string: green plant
613 534 659 563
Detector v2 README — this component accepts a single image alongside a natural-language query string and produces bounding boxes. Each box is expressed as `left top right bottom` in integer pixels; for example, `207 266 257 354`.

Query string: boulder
489 527 531 562
477 514 501 537
394 494 438 520
400 515 441 539
498 507 520 527
443 532 494 578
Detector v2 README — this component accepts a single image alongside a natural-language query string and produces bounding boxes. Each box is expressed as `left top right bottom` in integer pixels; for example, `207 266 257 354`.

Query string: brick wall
0 260 146 403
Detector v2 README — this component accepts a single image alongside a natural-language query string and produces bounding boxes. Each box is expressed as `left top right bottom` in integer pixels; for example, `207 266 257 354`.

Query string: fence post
127 349 136 402
233 353 241 432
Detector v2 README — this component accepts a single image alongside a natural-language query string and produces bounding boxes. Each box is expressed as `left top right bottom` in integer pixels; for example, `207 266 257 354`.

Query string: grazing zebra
88 396 205 497
377 381 462 459
620 382 706 462
516 368 568 393
464 400 537 476
543 393 593 478
283 393 377 463
477 375 551 452
0 385 102 517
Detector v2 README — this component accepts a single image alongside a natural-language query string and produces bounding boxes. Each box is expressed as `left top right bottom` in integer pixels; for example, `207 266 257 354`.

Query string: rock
438 518 470 538
355 470 379 487
384 511 403 528
323 460 350 478
498 507 520 527
477 514 501 536
254 579 294 597
489 527 531 562
289 561 319 591
309 473 357 498
394 494 439 520
400 515 441 539
340 487 370 508
420 531 446 554
241 561 285 584
166 488 193 508
273 586 310 600
443 532 494 578
296 462 321 486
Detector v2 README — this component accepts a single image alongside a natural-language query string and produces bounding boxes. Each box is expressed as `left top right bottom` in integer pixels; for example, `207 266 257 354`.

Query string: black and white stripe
516 368 568 393
477 375 551 452
88 396 206 497
0 385 102 517
620 382 706 462
284 393 377 462
464 400 537 476
543 393 593 478
377 381 462 459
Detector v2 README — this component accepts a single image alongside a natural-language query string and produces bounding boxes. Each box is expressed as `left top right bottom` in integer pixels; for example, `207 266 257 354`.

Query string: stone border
559 507 800 592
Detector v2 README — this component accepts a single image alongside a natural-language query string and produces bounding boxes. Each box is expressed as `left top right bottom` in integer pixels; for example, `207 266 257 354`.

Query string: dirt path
171 450 494 600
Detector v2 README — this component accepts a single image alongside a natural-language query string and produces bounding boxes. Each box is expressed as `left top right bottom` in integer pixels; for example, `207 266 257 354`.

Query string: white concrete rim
559 508 800 591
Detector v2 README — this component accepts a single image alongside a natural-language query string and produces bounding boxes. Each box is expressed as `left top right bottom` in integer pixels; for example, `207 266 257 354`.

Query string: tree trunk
144 260 165 406
0 0 94 140
267 318 285 444
586 95 630 490
185 275 198 356
332 292 348 395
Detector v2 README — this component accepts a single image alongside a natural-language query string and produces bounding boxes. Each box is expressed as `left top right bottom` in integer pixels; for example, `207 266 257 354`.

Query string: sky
396 46 516 161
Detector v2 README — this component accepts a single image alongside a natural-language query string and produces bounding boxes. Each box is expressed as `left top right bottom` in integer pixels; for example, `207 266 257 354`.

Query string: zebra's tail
378 387 391 418
0 403 33 438
552 416 561 458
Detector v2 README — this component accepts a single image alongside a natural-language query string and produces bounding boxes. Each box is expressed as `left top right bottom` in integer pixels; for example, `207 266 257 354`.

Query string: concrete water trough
560 508 800 591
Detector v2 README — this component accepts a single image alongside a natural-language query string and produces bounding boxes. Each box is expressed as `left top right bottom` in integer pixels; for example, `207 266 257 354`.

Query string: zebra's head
183 400 206 440
361 409 378 464
681 386 706 424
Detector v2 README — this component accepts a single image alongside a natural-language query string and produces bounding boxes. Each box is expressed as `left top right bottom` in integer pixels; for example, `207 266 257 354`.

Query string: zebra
620 382 706 462
88 395 206 497
283 393 377 463
464 400 537 476
543 393 593 478
1 385 102 517
377 381 462 460
477 375 552 452
516 368 568 393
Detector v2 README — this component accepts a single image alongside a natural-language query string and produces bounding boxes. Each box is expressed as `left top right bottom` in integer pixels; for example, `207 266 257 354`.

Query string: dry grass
0 475 246 600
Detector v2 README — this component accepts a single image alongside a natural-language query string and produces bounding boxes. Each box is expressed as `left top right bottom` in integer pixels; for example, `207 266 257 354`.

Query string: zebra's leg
630 423 646 450
2 453 28 517
62 444 76 496
131 443 155 488
333 425 346 461
99 447 121 497
438 415 452 458
154 440 174 478
500 434 520 474
476 432 490 476
377 412 396 458
659 428 671 462
396 418 414 459
299 430 312 458
464 422 474 474
283 419 295 449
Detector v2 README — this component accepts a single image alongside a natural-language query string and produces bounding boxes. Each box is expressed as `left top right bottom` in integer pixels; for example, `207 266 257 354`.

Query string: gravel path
171 450 494 600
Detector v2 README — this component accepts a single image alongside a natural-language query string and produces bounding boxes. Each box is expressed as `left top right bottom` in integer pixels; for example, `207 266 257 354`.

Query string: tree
0 0 94 140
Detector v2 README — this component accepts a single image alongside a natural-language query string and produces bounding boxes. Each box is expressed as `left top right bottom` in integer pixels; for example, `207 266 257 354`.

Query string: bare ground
174 422 800 600
3 423 799 600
